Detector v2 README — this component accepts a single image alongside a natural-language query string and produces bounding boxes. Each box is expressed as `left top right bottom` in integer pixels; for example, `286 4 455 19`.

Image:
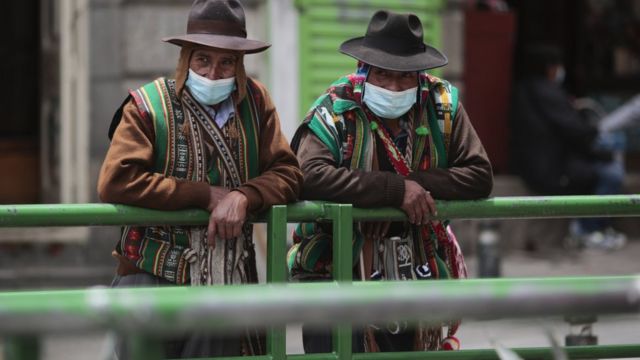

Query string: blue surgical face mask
363 82 418 119
186 69 236 106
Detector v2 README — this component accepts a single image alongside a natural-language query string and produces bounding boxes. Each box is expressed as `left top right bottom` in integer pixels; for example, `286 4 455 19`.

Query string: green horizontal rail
2 196 640 359
0 195 638 227
349 344 640 359
193 344 640 360
0 276 638 335
294 0 443 11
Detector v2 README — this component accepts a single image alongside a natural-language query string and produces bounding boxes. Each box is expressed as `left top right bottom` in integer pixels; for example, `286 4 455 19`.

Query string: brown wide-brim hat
163 0 270 54
340 10 447 72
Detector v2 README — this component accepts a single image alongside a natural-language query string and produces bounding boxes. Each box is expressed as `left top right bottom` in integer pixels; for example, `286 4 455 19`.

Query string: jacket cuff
385 174 405 207
175 180 211 210
235 185 263 213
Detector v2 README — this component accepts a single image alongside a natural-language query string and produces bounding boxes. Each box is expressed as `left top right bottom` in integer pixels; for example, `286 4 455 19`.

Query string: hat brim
339 37 448 72
163 34 270 54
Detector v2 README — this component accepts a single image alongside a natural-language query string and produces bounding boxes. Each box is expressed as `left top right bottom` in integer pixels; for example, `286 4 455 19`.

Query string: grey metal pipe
0 276 638 335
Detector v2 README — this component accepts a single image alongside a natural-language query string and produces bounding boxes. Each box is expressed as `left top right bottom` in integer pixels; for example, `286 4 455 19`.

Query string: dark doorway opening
0 2 41 203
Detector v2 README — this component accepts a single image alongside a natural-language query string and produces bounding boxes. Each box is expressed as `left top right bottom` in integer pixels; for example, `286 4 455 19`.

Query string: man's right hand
207 191 248 247
401 179 437 225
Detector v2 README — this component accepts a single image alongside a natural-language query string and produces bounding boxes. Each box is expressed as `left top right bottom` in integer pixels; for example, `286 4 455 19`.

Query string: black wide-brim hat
340 10 447 72
163 0 270 54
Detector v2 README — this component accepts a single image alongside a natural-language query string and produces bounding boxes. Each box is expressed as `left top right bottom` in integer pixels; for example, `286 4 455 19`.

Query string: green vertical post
327 203 354 360
128 336 162 360
267 205 288 359
3 336 40 360
327 203 353 281
267 205 288 283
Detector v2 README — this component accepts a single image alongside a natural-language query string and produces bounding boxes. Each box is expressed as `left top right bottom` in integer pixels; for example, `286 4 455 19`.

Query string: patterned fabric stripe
117 225 138 263
162 79 189 180
187 111 207 182
178 255 189 284
133 228 189 283
433 83 452 158
129 90 152 121
155 245 168 278
183 92 244 187
447 86 459 151
237 106 251 181
350 112 366 169
308 106 342 163
137 80 170 174
238 81 261 179
426 77 459 167
172 227 190 249
162 247 184 283
441 88 452 152
427 98 445 168
350 63 369 104
136 234 162 275
371 117 411 176
412 109 430 171
208 157 221 185
153 80 174 174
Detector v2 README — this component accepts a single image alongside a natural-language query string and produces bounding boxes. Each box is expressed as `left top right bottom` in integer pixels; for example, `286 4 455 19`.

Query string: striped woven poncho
288 63 467 351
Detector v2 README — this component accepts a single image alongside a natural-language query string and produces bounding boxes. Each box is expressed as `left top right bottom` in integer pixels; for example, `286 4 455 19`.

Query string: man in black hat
98 0 302 357
288 10 493 353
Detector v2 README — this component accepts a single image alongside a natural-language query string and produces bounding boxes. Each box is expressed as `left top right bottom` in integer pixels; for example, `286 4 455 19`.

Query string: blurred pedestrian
509 44 626 250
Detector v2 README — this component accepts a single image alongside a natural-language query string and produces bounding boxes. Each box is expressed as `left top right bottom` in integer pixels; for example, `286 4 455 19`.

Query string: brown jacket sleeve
97 100 211 210
297 132 406 208
406 102 493 199
297 102 493 207
234 81 303 213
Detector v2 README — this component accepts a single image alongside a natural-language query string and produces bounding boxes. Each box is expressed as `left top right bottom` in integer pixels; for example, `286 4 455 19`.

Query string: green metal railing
1 195 640 360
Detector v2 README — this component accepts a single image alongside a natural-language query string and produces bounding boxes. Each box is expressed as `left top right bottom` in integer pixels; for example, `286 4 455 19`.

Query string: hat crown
338 9 447 72
363 11 425 55
187 0 247 38
162 0 270 53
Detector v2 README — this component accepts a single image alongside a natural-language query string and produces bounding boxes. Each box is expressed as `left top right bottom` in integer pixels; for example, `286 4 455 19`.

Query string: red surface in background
463 10 517 174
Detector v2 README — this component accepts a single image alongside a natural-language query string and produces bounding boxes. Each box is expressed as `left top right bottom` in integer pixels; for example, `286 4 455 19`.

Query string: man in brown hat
98 0 302 357
288 10 493 353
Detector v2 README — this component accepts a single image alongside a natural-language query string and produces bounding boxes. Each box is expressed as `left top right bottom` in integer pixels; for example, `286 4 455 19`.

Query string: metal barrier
1 195 640 360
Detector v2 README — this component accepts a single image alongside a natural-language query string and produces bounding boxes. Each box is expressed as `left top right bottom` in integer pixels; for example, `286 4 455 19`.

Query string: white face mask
185 69 236 105
363 82 418 119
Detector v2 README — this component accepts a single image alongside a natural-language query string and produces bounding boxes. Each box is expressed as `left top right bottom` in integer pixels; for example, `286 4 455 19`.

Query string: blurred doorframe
0 0 90 243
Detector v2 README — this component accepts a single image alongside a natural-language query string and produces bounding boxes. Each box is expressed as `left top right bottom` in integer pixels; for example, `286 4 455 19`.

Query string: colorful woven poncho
289 63 467 351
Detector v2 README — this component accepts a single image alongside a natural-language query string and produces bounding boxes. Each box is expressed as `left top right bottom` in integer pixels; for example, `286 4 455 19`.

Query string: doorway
0 2 41 204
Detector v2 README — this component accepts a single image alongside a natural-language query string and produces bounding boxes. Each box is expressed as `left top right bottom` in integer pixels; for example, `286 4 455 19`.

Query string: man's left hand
207 191 248 247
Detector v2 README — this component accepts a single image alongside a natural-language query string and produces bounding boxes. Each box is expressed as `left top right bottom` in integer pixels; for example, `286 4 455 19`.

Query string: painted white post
60 0 90 203
268 0 299 141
